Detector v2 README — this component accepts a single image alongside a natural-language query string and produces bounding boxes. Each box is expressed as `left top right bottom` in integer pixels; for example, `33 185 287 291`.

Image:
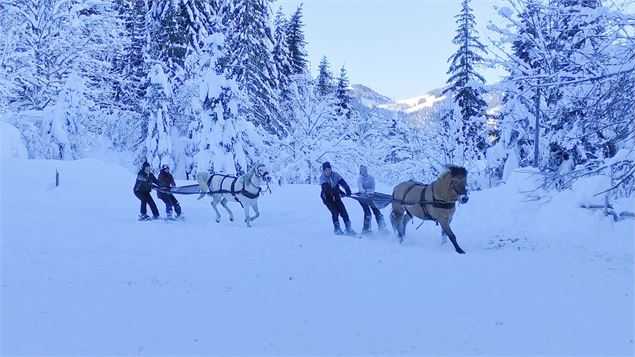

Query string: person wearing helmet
157 164 182 220
133 162 160 220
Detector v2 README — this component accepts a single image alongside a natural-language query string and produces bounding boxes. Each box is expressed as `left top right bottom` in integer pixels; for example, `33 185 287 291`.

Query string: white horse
196 163 272 227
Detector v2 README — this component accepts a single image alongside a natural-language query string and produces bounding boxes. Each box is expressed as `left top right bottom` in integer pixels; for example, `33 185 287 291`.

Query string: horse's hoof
215 218 220 223
456 248 466 254
230 218 234 222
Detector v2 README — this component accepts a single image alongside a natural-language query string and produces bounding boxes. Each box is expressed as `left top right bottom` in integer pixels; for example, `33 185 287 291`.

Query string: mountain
349 83 503 125
378 92 448 114
348 84 393 108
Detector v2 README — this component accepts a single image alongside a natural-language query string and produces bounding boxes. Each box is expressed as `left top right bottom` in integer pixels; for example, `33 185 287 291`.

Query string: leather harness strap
419 184 434 220
207 173 260 204
398 181 455 222
430 182 456 209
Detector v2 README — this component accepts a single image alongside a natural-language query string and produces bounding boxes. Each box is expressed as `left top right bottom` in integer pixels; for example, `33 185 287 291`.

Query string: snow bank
0 121 28 159
572 174 612 206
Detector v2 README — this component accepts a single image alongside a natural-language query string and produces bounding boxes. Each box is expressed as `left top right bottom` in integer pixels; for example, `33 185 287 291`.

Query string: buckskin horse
196 163 272 227
390 166 469 254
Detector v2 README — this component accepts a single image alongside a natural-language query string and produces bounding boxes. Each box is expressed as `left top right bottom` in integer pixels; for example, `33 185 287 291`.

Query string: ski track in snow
1 159 633 355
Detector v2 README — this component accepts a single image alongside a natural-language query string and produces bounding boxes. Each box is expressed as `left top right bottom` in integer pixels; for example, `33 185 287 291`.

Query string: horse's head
448 166 469 203
254 163 272 184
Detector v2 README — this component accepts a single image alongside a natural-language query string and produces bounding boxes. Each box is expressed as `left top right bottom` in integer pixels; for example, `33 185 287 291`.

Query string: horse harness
396 181 456 223
206 173 262 206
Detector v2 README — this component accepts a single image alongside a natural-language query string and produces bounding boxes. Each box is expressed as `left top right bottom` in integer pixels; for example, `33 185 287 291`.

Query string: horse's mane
438 165 467 181
243 163 263 182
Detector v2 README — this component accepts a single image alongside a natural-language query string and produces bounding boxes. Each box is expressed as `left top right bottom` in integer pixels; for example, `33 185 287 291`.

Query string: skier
133 162 160 220
357 165 387 234
319 162 357 236
157 164 182 220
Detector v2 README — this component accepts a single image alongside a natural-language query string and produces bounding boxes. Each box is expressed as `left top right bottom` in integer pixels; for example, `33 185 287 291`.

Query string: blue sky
276 0 506 99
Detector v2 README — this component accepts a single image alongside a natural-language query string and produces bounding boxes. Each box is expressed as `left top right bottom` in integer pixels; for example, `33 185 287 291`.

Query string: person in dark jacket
357 165 387 234
157 164 182 219
319 162 356 235
133 162 160 220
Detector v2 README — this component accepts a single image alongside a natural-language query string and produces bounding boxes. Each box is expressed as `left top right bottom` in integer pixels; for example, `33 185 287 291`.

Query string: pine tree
221 0 281 136
540 0 605 171
286 5 308 75
176 0 216 55
147 0 188 78
271 8 294 135
335 65 354 119
444 0 489 161
186 34 262 176
272 8 293 93
3 0 121 111
142 64 174 170
316 56 335 97
499 0 546 168
112 0 149 112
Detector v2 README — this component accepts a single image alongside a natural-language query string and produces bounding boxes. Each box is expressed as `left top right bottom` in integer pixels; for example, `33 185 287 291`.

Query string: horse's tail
196 171 210 200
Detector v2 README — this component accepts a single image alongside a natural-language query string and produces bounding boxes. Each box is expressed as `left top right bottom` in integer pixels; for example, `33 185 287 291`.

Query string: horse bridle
245 165 271 195
254 165 269 181
448 175 469 204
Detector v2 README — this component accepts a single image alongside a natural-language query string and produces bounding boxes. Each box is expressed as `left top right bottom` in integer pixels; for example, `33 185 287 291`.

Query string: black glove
345 190 352 197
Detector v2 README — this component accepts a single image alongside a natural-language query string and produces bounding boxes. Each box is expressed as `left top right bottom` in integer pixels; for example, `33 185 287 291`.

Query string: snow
149 64 173 98
572 175 612 206
1 157 633 355
0 121 27 159
378 94 446 114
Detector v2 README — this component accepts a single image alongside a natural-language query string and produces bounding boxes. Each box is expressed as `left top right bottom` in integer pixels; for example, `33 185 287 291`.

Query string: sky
276 0 507 100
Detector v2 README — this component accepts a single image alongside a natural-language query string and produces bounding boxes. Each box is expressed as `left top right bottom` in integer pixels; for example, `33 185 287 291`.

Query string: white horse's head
244 163 271 186
253 163 272 183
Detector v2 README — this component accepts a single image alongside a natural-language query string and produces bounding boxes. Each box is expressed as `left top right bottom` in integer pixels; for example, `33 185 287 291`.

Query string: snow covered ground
1 158 633 355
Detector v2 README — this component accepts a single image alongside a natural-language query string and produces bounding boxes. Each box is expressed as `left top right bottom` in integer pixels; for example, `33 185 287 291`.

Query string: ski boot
361 216 372 235
333 221 345 235
344 221 357 236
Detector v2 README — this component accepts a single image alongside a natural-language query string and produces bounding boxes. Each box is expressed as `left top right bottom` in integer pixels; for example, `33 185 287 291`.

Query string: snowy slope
1 158 633 355
378 93 447 114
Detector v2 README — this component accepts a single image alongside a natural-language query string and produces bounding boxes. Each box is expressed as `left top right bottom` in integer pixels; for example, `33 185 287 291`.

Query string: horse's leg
243 202 252 227
441 216 452 246
391 208 407 242
221 197 234 222
440 219 465 254
250 201 260 221
210 194 222 223
400 214 412 243
242 200 260 227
